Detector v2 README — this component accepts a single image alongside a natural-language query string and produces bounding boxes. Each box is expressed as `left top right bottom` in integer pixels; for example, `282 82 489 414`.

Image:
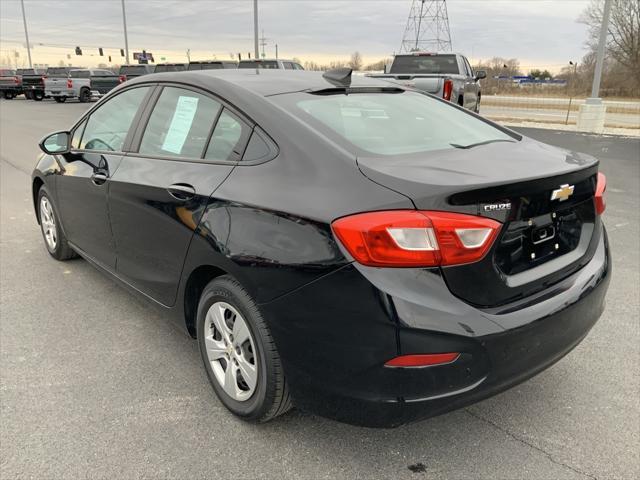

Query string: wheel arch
32 176 45 223
183 264 228 337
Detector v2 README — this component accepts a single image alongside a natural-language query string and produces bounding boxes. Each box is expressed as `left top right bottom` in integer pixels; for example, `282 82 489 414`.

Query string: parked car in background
0 68 19 99
45 69 120 103
368 52 485 112
32 69 609 427
21 68 47 100
238 59 304 70
117 64 155 83
188 60 237 70
154 63 187 73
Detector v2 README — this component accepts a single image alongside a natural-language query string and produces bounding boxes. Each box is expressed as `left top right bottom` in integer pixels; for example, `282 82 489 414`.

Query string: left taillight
67 79 73 89
443 79 453 101
595 172 606 215
331 210 502 267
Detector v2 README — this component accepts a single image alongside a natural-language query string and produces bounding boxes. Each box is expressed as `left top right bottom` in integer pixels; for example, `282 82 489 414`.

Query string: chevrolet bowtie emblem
550 184 575 202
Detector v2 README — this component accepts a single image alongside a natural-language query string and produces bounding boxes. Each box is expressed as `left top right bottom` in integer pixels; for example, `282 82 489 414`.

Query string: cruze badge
483 202 511 212
550 184 575 202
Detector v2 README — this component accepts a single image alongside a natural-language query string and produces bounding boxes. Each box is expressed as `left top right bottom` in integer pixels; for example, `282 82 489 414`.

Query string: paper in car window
161 96 199 154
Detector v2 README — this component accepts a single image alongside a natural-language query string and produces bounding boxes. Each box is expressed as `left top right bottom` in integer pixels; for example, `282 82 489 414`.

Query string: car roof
130 69 403 97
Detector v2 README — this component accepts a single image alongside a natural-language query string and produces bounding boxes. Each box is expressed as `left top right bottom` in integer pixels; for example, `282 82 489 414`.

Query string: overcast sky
1 0 591 70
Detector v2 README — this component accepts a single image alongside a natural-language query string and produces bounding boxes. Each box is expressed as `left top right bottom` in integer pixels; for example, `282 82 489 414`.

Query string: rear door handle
167 183 196 201
91 171 108 185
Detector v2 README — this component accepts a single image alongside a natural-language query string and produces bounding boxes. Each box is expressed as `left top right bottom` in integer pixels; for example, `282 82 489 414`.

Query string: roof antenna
322 68 352 87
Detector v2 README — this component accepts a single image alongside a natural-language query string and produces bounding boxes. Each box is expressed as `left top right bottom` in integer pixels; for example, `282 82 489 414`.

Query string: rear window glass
1 69 16 76
70 70 90 78
119 66 150 75
389 55 459 74
188 63 222 70
154 64 186 72
17 69 35 75
204 110 251 162
282 91 514 156
46 68 70 75
238 61 279 69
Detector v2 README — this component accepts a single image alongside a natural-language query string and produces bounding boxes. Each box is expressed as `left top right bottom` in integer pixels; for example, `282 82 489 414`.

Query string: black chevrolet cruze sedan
32 69 610 427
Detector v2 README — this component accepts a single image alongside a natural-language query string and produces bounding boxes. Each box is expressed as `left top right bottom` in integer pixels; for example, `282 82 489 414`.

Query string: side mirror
475 70 487 81
39 131 71 155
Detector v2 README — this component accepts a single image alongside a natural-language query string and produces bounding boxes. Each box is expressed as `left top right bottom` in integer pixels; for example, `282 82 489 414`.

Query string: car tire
79 88 91 103
196 275 292 423
37 186 77 261
53 96 67 103
33 91 44 101
2 91 12 99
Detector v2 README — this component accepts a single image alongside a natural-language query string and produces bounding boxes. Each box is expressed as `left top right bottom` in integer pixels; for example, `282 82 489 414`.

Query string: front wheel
197 275 292 422
32 90 44 101
2 91 13 99
37 187 76 261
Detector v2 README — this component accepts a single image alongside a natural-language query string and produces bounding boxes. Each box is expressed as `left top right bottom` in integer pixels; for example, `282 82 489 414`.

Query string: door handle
91 171 108 185
167 183 196 201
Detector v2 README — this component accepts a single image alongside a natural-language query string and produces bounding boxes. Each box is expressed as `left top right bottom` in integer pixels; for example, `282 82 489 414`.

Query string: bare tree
581 0 640 81
349 51 363 71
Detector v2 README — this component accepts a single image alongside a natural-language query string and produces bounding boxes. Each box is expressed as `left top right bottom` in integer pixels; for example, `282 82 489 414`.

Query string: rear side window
80 87 150 152
140 87 221 158
283 62 294 70
204 110 251 162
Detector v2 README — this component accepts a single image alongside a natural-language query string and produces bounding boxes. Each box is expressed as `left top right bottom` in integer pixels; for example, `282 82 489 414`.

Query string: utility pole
186 49 191 62
275 44 278 60
590 0 612 99
259 30 268 58
121 0 130 65
253 0 259 60
20 0 32 68
400 0 452 53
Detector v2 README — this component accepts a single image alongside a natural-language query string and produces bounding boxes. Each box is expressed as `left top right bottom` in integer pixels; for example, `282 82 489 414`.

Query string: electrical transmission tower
399 0 452 53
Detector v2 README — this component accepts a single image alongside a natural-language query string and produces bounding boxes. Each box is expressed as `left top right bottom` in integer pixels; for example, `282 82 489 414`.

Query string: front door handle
91 171 108 185
167 183 196 201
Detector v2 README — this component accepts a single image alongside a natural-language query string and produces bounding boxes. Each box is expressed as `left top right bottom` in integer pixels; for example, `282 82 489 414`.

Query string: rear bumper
261 225 610 427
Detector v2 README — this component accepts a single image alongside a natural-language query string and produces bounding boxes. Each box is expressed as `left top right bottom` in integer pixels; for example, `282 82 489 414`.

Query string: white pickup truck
44 68 120 103
367 52 486 112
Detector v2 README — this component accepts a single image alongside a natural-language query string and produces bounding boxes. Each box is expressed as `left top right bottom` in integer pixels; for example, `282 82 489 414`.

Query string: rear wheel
53 96 67 103
79 88 91 103
197 275 292 422
24 90 33 100
2 91 13 99
32 90 44 101
37 187 76 261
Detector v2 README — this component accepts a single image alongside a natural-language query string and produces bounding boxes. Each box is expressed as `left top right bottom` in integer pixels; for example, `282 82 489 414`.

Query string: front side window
80 86 150 152
281 91 516 156
204 110 251 161
139 87 221 158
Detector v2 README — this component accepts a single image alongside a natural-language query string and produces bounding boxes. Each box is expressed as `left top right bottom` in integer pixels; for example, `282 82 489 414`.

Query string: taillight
67 79 73 89
331 210 501 267
385 353 460 368
595 172 606 215
118 74 126 83
443 79 453 101
14 76 19 84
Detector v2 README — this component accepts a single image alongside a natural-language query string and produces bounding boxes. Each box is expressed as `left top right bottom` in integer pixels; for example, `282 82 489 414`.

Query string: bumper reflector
384 352 460 368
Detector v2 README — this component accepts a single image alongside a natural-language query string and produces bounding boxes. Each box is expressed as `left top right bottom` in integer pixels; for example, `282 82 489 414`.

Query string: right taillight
118 74 127 83
331 210 502 267
595 172 606 215
443 79 453 101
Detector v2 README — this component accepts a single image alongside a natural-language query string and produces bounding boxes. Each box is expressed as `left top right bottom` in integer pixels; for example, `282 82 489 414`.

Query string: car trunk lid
357 137 601 307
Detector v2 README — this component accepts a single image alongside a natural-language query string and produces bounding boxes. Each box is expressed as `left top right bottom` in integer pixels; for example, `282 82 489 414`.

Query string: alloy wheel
39 196 57 250
204 301 258 402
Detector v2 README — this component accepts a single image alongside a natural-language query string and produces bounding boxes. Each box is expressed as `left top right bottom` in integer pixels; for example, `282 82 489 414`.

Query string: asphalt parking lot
1 97 638 479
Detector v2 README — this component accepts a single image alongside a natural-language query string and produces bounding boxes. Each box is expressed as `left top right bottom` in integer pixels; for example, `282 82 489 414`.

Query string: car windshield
154 65 186 72
238 61 279 69
120 66 150 75
389 55 459 74
279 91 516 156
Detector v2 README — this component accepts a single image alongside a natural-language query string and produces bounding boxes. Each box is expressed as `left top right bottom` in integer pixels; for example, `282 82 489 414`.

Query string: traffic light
99 48 104 56
75 46 82 55
120 49 125 57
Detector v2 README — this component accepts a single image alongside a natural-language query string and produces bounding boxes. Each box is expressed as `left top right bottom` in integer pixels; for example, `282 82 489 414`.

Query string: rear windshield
0 69 16 76
46 68 70 75
119 65 151 75
188 63 223 70
70 70 90 78
17 69 36 75
278 91 515 156
154 64 186 72
238 61 279 69
389 55 459 74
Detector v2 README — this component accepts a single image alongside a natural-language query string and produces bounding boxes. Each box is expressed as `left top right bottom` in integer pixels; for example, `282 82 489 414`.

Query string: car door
108 84 252 306
55 86 152 269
